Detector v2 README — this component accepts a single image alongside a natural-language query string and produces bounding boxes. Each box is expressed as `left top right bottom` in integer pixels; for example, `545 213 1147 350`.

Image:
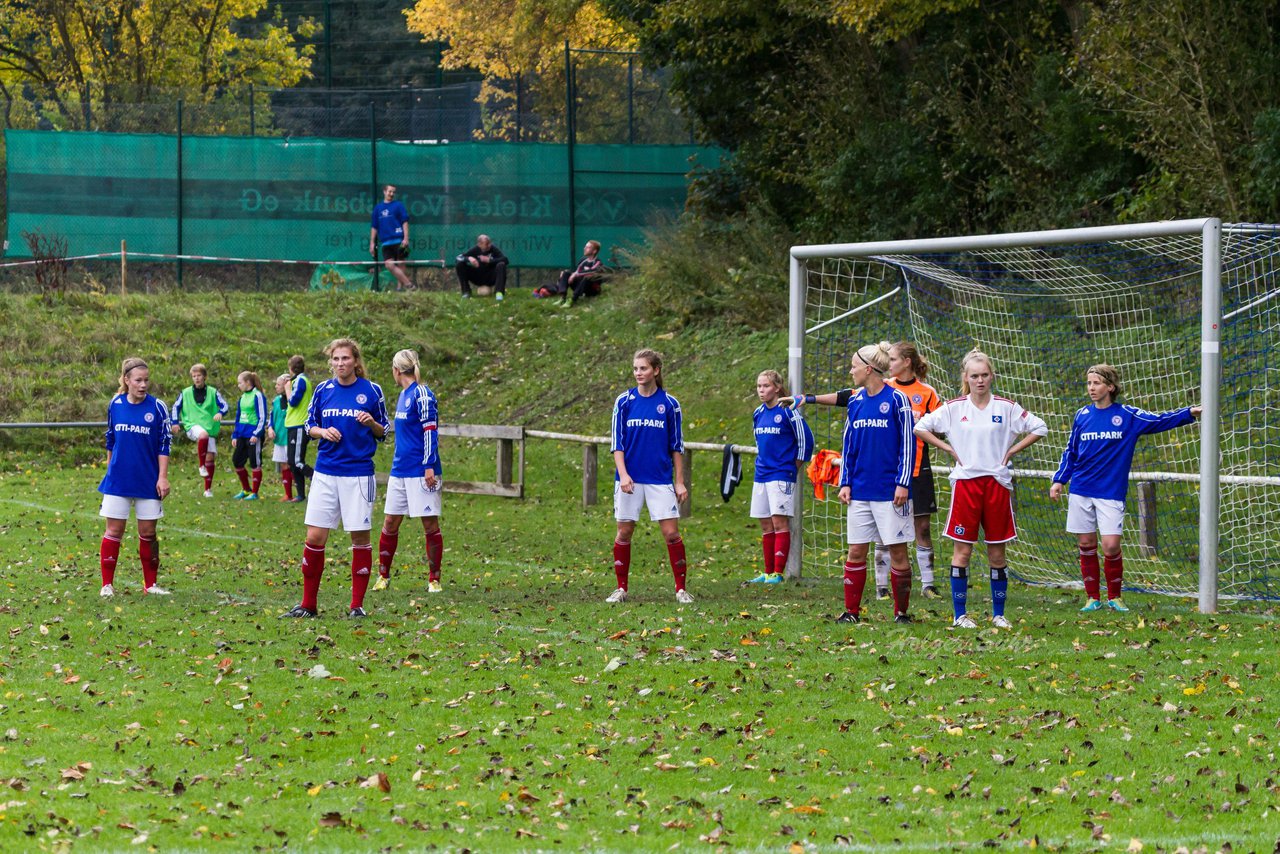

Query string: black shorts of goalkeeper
380 243 408 261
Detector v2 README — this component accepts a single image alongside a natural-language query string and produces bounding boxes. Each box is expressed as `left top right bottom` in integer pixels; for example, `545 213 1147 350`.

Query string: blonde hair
757 369 785 393
118 357 148 394
959 349 994 395
633 348 665 388
189 362 208 378
238 370 264 394
275 373 291 390
854 341 892 374
891 341 929 380
585 239 601 254
392 349 422 381
1087 363 1122 402
325 338 366 378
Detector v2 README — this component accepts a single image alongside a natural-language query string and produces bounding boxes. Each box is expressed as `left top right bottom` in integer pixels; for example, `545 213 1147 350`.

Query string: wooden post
678 449 693 518
786 479 804 579
120 240 127 296
1136 481 1157 556
497 438 514 487
582 444 598 508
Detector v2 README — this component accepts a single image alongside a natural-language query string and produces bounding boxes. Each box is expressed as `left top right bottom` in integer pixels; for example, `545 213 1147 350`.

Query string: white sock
874 548 890 587
917 546 935 585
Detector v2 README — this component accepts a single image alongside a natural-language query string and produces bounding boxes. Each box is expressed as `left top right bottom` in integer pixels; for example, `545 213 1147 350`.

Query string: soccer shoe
952 614 978 629
203 489 214 499
922 585 941 599
244 493 260 502
1079 598 1103 612
233 491 248 500
144 585 171 596
675 589 695 604
461 292 473 299
1106 598 1130 613
835 611 860 624
894 613 913 624
495 292 504 301
745 572 772 584
348 607 367 618
371 575 389 592
992 615 1013 629
763 573 784 585
99 584 114 598
876 586 890 601
605 587 628 603
198 465 209 478
279 604 318 618
428 580 444 594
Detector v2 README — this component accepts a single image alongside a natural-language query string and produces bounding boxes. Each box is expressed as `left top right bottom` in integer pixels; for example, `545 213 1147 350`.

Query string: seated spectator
540 240 606 306
455 235 509 301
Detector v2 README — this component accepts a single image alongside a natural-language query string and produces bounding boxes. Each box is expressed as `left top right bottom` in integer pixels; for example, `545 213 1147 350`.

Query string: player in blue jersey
369 184 412 291
98 357 172 597
281 338 390 619
230 371 268 501
608 348 693 604
1050 364 1201 613
375 349 445 594
745 369 811 585
834 342 916 624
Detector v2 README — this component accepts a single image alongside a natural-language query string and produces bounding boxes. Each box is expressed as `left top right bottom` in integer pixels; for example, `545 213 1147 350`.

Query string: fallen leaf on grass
607 630 629 640
307 665 331 679
654 762 679 771
791 805 824 815
60 763 91 781
358 772 391 793
318 812 348 828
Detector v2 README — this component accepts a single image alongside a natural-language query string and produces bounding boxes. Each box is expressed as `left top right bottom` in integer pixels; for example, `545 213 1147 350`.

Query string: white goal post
787 219 1280 614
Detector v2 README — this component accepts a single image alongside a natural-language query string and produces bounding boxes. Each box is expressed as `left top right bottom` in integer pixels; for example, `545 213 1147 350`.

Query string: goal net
788 220 1280 610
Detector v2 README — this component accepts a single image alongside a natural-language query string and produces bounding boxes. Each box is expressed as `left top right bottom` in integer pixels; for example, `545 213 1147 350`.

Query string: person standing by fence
369 184 412 291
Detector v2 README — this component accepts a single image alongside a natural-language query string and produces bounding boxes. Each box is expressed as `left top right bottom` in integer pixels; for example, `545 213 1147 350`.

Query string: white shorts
100 494 164 521
847 499 915 546
304 471 376 531
614 482 680 522
185 426 218 453
1066 493 1125 536
271 444 289 464
750 480 796 518
384 475 443 518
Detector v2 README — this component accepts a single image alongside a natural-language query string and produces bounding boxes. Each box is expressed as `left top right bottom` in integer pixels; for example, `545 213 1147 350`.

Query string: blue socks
949 565 968 619
990 565 1008 617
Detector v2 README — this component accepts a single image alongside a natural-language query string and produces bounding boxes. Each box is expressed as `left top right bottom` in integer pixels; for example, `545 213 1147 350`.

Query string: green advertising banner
4 130 721 268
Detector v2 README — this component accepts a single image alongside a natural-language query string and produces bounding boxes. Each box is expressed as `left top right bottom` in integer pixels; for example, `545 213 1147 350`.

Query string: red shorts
944 476 1016 544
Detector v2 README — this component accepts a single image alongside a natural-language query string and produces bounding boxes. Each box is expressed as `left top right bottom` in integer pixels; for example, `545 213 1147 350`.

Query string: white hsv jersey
915 395 1047 488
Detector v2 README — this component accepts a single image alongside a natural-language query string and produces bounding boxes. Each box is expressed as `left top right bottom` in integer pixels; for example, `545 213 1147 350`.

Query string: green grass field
2 290 1278 851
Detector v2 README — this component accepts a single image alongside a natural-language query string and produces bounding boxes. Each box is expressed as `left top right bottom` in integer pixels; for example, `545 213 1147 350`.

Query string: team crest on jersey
356 394 368 405
773 414 783 423
992 415 1003 423
144 412 154 423
912 394 922 404
879 402 890 414
656 404 666 415
1112 415 1123 426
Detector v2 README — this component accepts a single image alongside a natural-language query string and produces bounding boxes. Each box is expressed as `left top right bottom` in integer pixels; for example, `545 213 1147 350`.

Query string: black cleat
347 606 367 618
894 613 914 624
835 611 861 624
922 585 941 599
280 604 317 618
875 586 890 601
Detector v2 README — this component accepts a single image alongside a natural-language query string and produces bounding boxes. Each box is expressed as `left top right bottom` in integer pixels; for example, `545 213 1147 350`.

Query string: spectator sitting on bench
455 235 508 301
535 240 606 305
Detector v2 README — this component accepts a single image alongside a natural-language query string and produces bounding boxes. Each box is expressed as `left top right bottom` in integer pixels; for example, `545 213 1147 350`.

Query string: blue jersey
305 376 390 477
390 383 442 478
753 402 809 483
372 201 408 245
231 389 268 441
838 384 914 501
1053 403 1196 501
611 387 683 484
99 394 172 500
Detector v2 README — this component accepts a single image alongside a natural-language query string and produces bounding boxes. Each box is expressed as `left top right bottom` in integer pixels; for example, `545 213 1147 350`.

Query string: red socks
378 529 399 578
301 544 325 610
843 561 867 614
350 545 372 609
772 530 790 576
667 538 687 591
890 566 911 616
426 530 444 582
281 467 294 500
203 459 216 491
1080 547 1100 600
1103 553 1123 600
251 468 262 495
197 437 209 467
138 536 159 589
761 531 775 574
100 534 121 586
236 467 251 491
613 540 631 591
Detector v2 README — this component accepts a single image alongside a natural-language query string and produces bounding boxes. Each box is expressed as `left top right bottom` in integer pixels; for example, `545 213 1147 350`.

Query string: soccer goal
788 219 1280 613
